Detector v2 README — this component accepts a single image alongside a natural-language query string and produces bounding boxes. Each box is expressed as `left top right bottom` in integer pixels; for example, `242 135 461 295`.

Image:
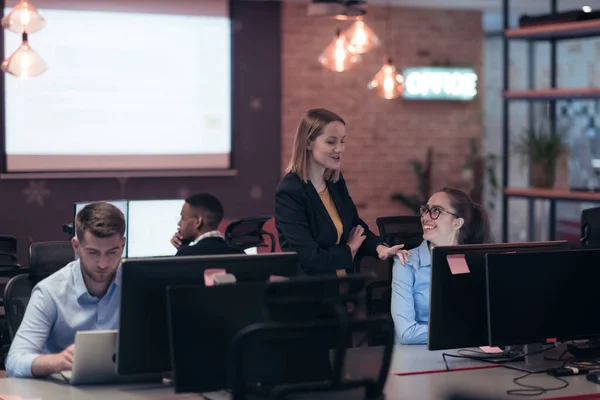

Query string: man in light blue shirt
391 239 431 345
6 202 126 378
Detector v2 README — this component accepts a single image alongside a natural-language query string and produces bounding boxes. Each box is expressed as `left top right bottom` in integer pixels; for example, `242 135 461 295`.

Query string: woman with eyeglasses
391 187 491 344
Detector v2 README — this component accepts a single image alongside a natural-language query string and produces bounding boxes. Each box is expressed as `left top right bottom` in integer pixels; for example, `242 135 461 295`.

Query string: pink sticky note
269 275 289 282
479 346 504 354
204 269 227 286
446 254 470 275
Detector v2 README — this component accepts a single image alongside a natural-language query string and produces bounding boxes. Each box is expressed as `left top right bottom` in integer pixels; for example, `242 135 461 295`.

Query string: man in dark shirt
170 193 243 256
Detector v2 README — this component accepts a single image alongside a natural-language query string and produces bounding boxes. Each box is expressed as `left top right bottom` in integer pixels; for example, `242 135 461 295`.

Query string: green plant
462 137 479 170
484 153 499 211
513 123 569 188
513 123 569 170
461 137 499 211
391 148 432 215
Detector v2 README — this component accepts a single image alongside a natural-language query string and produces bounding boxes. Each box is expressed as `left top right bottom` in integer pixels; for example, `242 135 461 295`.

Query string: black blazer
274 172 380 274
175 237 245 257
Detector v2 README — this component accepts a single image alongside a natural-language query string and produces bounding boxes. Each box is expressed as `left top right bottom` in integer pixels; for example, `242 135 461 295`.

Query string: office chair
0 236 19 266
581 207 600 248
29 241 75 281
3 274 34 341
352 255 393 347
225 216 276 253
376 216 423 250
229 274 394 400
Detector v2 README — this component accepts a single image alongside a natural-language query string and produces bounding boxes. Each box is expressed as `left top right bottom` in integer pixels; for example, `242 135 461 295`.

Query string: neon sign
401 67 478 101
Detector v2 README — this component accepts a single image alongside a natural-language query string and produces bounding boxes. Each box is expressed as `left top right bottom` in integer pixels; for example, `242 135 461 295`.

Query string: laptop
57 330 160 385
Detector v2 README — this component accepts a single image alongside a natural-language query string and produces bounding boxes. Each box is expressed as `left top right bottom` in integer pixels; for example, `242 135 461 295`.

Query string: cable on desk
506 372 569 397
441 345 557 372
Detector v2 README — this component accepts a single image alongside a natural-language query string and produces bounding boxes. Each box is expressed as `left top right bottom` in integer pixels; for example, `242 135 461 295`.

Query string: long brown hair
286 108 345 183
437 187 492 245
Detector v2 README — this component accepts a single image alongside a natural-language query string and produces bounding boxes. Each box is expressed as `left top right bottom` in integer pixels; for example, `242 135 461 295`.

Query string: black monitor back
116 252 298 375
486 249 600 347
428 241 568 351
167 283 268 393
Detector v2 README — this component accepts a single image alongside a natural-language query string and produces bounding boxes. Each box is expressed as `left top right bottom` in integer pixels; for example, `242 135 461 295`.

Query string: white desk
0 346 597 400
348 345 515 375
385 366 600 399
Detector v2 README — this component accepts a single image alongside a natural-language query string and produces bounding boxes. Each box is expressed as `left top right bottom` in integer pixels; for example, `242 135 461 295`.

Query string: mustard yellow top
318 188 347 276
318 187 343 244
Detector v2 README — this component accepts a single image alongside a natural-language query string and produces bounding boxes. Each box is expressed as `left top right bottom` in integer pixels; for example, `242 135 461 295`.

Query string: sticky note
479 346 504 354
204 268 227 286
269 275 289 282
446 254 470 275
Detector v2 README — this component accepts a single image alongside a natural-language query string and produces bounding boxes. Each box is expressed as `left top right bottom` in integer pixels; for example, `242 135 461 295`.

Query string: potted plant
391 147 433 215
513 123 569 189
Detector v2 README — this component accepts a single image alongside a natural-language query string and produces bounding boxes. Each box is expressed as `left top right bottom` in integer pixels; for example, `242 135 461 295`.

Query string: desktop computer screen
116 252 299 375
73 200 129 256
486 248 600 347
127 199 185 258
428 240 569 351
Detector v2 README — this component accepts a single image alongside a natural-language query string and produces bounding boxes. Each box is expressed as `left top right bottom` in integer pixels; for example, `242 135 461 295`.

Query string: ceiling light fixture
1 0 47 79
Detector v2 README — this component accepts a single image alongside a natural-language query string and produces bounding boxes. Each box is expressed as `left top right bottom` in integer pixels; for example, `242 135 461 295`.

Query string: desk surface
386 366 600 399
0 345 598 400
349 344 510 376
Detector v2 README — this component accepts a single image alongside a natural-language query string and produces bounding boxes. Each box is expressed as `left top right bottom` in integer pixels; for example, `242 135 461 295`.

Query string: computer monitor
167 282 268 393
116 252 299 375
486 249 600 347
126 199 185 258
428 240 569 351
73 200 129 256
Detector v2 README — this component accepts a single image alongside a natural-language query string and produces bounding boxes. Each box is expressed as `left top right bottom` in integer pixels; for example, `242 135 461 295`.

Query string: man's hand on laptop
31 344 75 377
55 344 75 371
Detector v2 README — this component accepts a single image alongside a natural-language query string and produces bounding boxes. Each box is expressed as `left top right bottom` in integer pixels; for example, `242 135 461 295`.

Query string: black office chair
352 255 394 347
29 241 75 281
0 235 19 266
229 275 394 400
225 216 276 253
376 216 423 250
3 274 34 341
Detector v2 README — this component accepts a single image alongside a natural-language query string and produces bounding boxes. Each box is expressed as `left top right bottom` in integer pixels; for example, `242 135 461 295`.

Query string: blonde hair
286 108 345 183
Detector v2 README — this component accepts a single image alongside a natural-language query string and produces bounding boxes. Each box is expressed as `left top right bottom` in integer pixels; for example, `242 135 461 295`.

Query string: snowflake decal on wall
23 180 51 207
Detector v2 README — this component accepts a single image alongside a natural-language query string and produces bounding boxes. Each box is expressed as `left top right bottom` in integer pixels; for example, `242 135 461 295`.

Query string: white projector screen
4 7 231 172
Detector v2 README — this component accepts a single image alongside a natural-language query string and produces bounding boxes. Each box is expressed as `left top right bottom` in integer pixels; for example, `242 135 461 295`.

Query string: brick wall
281 3 484 231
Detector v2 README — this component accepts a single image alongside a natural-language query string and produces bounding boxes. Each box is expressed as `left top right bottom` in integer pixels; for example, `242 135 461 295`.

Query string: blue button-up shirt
391 240 431 345
6 259 121 378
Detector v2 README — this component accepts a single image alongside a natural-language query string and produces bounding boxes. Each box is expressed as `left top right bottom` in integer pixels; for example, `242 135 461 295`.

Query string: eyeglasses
419 205 459 220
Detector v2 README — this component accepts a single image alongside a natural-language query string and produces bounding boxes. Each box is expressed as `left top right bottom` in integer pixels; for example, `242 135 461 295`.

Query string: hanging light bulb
343 17 380 54
368 58 404 100
3 34 48 79
2 0 46 34
318 28 360 72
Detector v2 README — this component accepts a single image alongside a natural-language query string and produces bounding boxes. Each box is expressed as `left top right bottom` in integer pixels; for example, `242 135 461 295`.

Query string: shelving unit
501 0 600 242
505 19 600 40
505 88 600 100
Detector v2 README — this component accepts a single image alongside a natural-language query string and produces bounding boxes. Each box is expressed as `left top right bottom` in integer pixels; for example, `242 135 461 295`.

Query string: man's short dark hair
186 193 224 230
76 202 126 240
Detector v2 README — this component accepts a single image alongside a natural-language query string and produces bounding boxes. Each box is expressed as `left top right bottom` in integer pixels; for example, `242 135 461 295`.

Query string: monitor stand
503 343 565 373
567 340 600 360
